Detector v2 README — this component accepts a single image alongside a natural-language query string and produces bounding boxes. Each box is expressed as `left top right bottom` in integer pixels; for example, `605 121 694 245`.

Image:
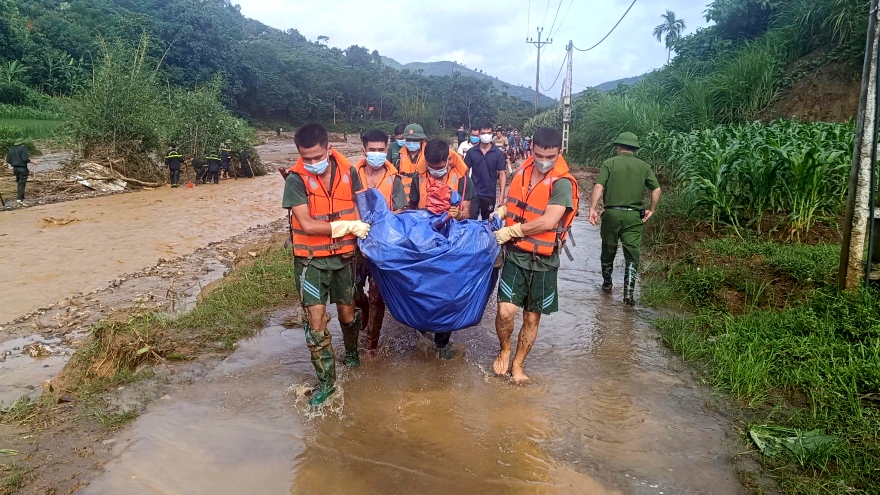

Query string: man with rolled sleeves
589 132 661 306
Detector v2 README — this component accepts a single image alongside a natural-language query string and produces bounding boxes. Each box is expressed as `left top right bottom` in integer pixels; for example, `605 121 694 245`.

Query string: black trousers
434 332 451 348
469 195 496 220
169 168 180 185
241 162 253 178
13 167 28 200
206 170 219 184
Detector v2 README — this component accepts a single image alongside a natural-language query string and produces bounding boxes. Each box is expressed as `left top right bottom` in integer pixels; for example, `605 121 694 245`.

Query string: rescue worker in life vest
397 123 427 199
589 132 661 306
352 129 408 353
205 150 221 184
164 143 183 187
283 123 371 406
409 139 476 359
491 127 579 383
220 143 232 180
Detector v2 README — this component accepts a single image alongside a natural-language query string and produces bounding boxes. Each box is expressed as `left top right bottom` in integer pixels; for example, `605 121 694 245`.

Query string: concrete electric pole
526 27 553 112
561 41 573 154
839 0 880 290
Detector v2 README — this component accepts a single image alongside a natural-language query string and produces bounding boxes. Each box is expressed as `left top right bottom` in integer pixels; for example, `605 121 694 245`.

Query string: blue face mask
396 139 406 147
405 142 421 152
304 154 329 175
428 167 448 178
469 136 479 144
366 152 386 169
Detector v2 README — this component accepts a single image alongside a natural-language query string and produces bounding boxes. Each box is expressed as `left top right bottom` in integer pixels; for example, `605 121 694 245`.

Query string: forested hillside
0 0 533 131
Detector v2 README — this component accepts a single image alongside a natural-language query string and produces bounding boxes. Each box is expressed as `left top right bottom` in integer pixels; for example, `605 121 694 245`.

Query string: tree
653 10 686 64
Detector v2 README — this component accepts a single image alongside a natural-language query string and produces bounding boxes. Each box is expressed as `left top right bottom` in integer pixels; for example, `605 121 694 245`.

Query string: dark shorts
497 258 559 315
294 261 356 307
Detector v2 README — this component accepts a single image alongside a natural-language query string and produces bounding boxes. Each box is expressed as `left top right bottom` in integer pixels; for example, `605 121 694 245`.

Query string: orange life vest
289 148 358 258
397 143 423 197
505 156 580 257
355 159 398 209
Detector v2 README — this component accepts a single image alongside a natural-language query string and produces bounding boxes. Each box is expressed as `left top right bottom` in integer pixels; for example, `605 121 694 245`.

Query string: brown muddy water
82 219 744 495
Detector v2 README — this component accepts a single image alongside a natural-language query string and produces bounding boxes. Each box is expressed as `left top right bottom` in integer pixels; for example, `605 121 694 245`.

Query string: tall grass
0 103 61 121
569 94 664 163
709 35 785 123
642 119 853 239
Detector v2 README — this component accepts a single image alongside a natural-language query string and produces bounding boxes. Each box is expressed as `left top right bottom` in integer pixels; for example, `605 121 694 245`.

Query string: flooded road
84 218 744 495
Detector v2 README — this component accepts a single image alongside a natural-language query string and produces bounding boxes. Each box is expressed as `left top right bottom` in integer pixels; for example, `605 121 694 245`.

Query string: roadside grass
644 203 880 493
0 119 63 140
0 460 29 495
1 245 298 431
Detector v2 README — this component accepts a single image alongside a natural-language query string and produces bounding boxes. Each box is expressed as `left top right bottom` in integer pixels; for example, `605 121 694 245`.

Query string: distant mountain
593 75 645 92
381 57 557 108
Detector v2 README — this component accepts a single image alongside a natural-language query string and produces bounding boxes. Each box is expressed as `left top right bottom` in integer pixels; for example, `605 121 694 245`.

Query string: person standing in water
491 127 579 383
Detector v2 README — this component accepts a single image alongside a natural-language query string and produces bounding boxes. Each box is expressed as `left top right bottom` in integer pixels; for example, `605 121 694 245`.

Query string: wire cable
573 0 637 52
540 51 567 92
526 0 531 38
550 0 574 39
547 0 564 36
542 0 552 28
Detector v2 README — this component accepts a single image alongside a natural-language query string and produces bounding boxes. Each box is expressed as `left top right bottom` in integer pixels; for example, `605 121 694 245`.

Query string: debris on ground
749 425 838 465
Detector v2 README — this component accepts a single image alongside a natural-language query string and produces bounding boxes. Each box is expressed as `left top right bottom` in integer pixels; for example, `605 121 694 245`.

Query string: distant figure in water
491 127 579 383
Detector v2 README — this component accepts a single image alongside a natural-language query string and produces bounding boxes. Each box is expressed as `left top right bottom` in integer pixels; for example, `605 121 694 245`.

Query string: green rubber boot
304 322 336 406
623 262 637 306
341 309 362 368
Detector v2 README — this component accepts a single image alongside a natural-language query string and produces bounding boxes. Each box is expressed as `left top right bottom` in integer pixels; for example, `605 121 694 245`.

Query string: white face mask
536 158 555 172
479 134 493 144
428 159 449 178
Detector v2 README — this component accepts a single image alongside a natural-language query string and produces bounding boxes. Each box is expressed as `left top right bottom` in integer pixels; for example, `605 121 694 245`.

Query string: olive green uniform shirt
595 154 659 209
387 141 403 166
282 159 364 270
507 178 574 271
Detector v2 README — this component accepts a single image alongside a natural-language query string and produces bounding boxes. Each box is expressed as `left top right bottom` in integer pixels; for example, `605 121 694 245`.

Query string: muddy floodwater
83 219 744 495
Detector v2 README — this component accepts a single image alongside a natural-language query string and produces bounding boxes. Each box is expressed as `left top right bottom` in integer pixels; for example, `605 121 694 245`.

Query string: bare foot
511 365 530 384
493 350 511 375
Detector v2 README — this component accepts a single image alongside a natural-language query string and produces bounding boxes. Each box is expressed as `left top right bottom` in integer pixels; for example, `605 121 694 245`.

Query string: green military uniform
282 157 365 404
387 139 403 167
6 140 31 200
596 132 660 305
499 179 574 314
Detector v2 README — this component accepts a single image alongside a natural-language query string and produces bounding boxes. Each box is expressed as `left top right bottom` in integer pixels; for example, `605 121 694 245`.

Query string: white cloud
236 0 712 95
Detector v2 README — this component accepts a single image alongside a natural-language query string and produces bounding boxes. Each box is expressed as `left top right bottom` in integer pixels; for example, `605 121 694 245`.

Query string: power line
550 0 575 39
547 0 564 36
526 0 531 38
573 0 638 52
542 0 552 27
541 51 567 92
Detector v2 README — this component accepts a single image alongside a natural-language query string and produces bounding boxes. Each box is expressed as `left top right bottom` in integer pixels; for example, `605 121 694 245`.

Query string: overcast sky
236 0 712 97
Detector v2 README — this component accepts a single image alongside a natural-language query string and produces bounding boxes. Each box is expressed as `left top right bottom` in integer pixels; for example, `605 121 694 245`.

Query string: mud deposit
82 219 745 495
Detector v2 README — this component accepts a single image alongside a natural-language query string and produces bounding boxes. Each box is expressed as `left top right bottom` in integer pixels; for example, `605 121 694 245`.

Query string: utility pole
840 0 880 290
561 41 573 154
526 27 552 112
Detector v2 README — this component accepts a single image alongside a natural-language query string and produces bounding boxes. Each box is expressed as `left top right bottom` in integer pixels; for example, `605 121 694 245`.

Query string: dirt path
79 217 746 495
0 137 365 325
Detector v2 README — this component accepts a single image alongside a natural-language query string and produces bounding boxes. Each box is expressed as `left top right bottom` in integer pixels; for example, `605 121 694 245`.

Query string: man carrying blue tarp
408 139 476 358
491 127 580 383
283 123 371 406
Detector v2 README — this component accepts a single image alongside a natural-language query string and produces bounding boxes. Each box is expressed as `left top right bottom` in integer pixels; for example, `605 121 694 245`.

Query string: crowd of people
283 122 661 406
164 143 254 187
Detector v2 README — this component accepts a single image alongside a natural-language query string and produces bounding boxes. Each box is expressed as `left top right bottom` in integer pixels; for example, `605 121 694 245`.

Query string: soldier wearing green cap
589 132 661 306
5 139 37 202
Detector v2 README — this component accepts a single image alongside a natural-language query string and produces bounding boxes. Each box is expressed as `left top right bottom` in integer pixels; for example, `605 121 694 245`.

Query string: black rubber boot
304 322 336 406
623 262 637 306
341 309 362 368
601 263 614 293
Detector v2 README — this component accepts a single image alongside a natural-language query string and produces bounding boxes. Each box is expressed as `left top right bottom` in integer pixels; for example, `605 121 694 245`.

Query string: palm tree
653 10 686 64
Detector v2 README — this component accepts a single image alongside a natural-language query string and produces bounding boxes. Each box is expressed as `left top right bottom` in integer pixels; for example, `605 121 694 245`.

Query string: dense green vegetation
0 0 532 133
566 0 867 163
645 233 880 494
642 119 854 239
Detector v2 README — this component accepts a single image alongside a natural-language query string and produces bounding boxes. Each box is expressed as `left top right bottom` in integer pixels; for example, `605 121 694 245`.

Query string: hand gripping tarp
356 188 500 332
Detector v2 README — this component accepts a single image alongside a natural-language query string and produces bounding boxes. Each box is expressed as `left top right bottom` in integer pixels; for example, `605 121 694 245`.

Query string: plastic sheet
356 189 500 332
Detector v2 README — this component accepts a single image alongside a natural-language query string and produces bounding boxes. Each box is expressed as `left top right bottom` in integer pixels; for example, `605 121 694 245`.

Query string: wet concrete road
83 218 745 495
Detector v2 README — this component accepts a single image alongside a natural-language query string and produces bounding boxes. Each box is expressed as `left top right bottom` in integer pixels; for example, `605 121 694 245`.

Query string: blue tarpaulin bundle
356 188 500 332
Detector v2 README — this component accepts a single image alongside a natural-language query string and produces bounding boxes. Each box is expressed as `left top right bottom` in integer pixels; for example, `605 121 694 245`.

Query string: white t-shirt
458 140 474 157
